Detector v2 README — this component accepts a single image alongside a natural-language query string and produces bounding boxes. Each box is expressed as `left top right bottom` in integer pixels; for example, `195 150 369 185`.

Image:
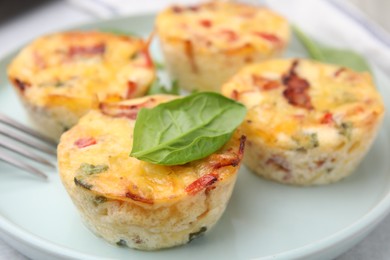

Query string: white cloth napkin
68 0 390 74
264 0 390 74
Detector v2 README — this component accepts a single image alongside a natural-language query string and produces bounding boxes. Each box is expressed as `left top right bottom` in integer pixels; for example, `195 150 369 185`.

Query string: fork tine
0 128 56 156
0 152 48 180
0 114 57 147
0 139 55 168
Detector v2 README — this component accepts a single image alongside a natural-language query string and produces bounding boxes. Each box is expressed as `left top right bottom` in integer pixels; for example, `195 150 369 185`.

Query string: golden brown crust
57 95 244 249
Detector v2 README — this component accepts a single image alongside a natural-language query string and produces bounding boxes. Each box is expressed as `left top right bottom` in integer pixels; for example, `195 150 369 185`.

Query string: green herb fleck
74 163 108 190
147 78 180 95
338 122 353 140
54 81 65 87
130 92 247 165
293 26 371 73
153 60 165 70
116 239 128 247
78 163 109 175
292 132 319 151
170 80 180 94
310 133 319 148
39 81 66 88
188 227 207 243
94 196 107 204
326 167 334 173
74 177 92 190
62 126 70 132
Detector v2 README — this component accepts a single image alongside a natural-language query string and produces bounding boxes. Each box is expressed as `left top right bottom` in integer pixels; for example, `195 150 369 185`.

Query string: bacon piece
75 137 97 148
244 56 253 63
205 40 213 47
263 81 280 90
68 43 105 57
188 6 200 11
315 159 326 168
212 153 241 169
238 135 246 156
220 29 238 42
172 5 199 13
125 191 154 204
199 19 212 28
266 154 290 173
33 52 46 69
320 112 333 124
139 31 155 68
231 90 239 100
253 32 281 44
203 2 216 9
185 174 218 195
238 8 257 18
13 78 31 93
282 60 313 110
172 6 183 13
99 98 155 120
126 81 137 99
139 48 153 68
292 114 305 122
186 136 245 195
211 135 246 169
224 43 253 55
252 75 280 91
184 40 198 73
334 67 346 77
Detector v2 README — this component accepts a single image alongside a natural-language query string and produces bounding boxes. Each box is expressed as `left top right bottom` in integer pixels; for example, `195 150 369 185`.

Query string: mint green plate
0 14 389 260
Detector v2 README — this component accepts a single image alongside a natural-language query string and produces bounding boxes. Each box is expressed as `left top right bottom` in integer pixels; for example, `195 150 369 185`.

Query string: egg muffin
8 31 155 141
222 59 384 185
58 95 245 250
156 1 289 92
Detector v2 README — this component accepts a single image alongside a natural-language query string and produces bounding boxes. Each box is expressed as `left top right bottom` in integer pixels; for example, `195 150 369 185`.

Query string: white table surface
0 0 389 259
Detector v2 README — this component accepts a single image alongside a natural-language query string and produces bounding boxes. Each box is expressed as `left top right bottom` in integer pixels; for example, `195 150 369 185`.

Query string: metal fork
0 114 57 180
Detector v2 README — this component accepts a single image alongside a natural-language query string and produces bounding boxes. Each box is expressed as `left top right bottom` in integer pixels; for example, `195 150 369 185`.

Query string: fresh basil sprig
147 78 180 95
130 92 247 165
99 28 139 37
293 26 371 73
153 60 165 70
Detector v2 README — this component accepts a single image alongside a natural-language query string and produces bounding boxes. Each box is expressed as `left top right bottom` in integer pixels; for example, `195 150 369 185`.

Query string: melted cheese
222 59 385 149
157 1 289 53
8 31 155 112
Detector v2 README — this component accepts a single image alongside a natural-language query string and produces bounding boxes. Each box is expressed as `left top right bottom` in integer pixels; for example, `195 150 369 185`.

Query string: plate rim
0 11 390 260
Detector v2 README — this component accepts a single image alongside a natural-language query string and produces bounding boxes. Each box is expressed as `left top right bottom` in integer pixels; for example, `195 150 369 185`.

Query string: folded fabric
68 0 390 74
264 0 390 74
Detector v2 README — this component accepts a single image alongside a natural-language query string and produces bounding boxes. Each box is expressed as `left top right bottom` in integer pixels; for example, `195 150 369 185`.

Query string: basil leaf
153 60 165 70
170 80 180 95
147 79 163 95
147 78 180 95
130 92 247 165
293 26 371 72
99 28 139 37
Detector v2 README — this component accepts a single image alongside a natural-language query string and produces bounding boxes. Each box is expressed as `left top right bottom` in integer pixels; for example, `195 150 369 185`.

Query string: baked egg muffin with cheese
156 1 289 92
8 31 155 141
58 95 245 250
222 59 385 185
